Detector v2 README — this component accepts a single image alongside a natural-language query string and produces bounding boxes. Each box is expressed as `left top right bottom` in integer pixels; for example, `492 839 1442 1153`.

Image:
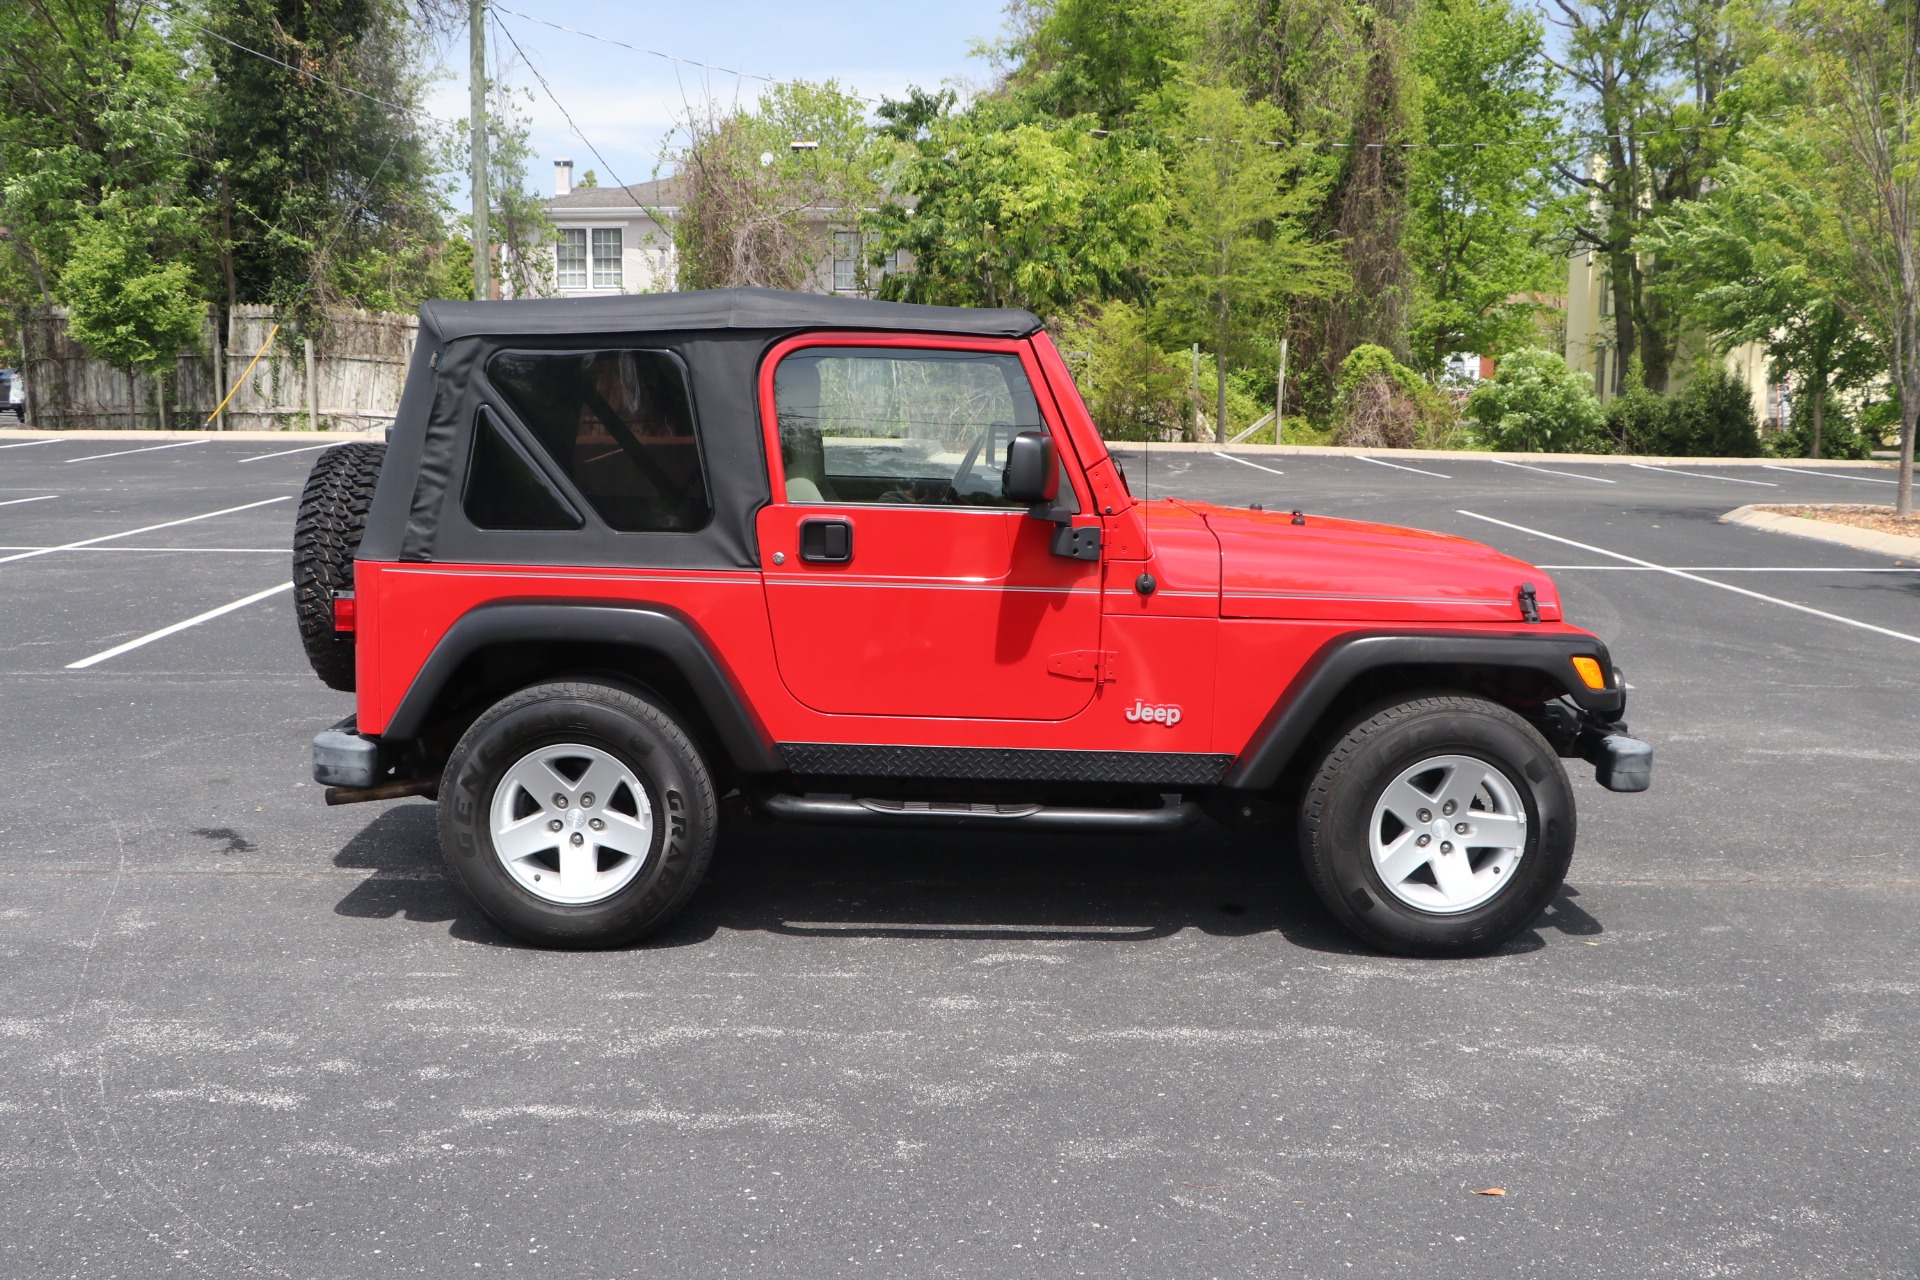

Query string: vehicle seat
775 359 837 503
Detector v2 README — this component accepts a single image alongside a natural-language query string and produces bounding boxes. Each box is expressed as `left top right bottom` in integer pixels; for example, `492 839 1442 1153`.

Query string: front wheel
439 682 717 948
1298 694 1575 957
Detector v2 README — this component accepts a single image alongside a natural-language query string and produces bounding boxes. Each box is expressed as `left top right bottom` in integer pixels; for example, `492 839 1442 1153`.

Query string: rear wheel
292 442 385 691
1298 694 1575 957
439 682 717 948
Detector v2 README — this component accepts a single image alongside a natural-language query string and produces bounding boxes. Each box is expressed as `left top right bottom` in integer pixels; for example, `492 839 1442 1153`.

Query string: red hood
1174 500 1561 623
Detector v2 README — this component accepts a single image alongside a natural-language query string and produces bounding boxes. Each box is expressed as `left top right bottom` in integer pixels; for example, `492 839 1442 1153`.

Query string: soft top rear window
487 349 712 533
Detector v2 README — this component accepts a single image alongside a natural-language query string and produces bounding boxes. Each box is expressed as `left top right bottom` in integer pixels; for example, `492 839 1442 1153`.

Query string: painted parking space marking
1211 452 1286 478
0 545 283 554
66 439 207 463
0 496 289 566
1489 458 1616 484
65 581 293 669
0 495 56 508
1459 509 1920 647
1759 464 1897 485
1539 564 1920 573
240 442 340 463
1627 462 1776 487
1355 455 1450 479
0 438 58 451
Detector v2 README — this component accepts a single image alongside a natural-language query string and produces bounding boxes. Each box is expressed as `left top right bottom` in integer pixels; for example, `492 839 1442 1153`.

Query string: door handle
798 517 853 563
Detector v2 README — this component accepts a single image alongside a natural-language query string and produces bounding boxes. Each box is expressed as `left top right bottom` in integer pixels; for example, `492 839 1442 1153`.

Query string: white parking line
1458 510 1920 646
0 439 58 451
66 581 293 669
1540 564 1920 573
0 495 56 508
1490 458 1616 484
66 439 206 463
1760 464 1897 485
1628 462 1777 487
0 545 283 554
1356 455 1451 479
1211 451 1286 477
239 442 338 463
0 496 289 566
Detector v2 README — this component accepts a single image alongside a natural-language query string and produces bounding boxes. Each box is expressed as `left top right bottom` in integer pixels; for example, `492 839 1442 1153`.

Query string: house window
592 228 622 289
556 229 588 290
832 231 860 293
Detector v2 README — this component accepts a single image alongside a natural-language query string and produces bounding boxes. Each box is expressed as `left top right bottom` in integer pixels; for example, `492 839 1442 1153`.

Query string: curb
1720 504 1920 560
1108 441 1899 469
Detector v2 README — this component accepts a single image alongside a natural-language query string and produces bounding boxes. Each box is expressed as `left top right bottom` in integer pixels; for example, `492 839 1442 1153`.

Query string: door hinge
1048 650 1118 683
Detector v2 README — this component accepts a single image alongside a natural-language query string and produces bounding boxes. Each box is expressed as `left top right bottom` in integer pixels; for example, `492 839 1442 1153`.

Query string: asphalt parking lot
3 434 1917 1278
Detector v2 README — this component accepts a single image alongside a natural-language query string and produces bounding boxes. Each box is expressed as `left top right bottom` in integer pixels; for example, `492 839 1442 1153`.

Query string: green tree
671 80 886 291
871 102 1166 313
1466 346 1609 451
1551 0 1748 393
1407 0 1566 372
1641 144 1882 458
1148 86 1344 441
997 0 1193 124
58 206 207 427
1056 299 1188 439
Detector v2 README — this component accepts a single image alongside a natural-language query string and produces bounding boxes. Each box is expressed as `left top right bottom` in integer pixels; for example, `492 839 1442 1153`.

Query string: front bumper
312 717 385 789
1540 700 1653 793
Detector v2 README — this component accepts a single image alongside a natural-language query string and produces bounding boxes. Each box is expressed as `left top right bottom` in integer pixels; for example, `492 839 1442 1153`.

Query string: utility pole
469 0 489 301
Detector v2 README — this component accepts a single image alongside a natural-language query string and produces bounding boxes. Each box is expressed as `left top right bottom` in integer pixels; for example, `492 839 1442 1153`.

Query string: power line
167 10 414 114
488 3 874 101
490 13 653 211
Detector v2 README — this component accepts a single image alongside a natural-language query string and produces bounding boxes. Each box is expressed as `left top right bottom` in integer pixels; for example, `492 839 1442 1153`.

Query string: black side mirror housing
1003 431 1058 504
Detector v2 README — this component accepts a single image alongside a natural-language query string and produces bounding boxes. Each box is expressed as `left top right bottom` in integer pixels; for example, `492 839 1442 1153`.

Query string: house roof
549 176 686 210
418 287 1043 342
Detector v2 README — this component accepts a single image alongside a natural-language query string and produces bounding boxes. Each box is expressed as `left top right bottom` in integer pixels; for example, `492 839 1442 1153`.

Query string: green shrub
1333 344 1461 449
1603 357 1666 454
1662 366 1760 457
1860 399 1901 450
1766 402 1875 460
1465 347 1607 452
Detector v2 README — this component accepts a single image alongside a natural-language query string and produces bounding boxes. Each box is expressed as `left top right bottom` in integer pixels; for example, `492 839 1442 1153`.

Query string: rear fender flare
381 602 785 774
1223 632 1622 791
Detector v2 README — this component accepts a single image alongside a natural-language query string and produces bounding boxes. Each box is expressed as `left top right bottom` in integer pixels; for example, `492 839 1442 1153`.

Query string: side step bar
753 791 1201 834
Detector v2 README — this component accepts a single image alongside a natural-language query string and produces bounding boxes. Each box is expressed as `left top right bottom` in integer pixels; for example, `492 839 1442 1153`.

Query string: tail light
333 592 356 634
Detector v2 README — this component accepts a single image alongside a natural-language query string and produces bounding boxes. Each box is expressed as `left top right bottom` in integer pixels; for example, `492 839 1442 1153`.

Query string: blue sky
424 1 1015 196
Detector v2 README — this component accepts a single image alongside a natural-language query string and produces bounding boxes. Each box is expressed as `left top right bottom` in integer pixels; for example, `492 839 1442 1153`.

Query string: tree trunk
1898 366 1917 518
127 368 136 431
1215 312 1229 445
1810 382 1824 460
158 370 169 433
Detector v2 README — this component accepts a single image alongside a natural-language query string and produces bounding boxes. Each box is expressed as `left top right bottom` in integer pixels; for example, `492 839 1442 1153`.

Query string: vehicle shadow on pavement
327 803 1605 957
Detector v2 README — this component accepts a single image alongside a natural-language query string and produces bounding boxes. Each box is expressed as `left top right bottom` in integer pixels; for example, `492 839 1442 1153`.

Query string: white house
540 158 900 299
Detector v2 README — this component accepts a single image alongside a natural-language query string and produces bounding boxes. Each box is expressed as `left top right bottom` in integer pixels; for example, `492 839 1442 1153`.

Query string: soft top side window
773 346 1067 509
487 349 712 533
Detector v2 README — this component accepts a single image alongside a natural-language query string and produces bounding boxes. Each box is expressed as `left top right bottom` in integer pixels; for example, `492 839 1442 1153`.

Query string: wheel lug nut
548 819 563 832
1455 822 1469 835
1442 801 1456 816
570 833 584 846
1417 809 1432 822
590 818 604 831
580 793 595 808
1416 834 1431 847
1441 841 1453 854
553 794 568 809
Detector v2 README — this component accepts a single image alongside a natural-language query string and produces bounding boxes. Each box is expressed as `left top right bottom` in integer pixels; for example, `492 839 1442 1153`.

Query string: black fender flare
1223 631 1622 791
381 601 786 773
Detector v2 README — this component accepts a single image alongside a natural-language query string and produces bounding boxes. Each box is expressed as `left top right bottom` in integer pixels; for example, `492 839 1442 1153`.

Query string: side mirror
1002 431 1058 504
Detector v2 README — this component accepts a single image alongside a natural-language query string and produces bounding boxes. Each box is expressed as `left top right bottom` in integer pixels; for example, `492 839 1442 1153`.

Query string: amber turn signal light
1571 655 1606 690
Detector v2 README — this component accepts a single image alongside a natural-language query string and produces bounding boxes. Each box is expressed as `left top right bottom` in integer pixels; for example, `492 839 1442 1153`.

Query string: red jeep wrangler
296 289 1649 956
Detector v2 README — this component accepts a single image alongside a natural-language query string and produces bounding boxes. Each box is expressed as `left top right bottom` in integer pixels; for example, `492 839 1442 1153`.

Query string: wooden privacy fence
20 304 417 431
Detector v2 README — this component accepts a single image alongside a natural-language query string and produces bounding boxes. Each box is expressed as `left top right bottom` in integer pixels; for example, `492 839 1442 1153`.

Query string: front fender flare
381 601 785 774
1222 631 1622 791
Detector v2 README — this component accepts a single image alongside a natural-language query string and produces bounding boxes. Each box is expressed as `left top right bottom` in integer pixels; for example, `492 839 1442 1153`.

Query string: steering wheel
947 421 1011 500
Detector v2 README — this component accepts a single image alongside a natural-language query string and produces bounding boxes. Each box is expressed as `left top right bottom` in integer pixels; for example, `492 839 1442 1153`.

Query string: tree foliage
1466 346 1608 451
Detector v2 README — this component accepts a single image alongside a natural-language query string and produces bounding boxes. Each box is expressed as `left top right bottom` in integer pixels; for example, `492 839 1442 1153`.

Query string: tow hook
1517 582 1540 623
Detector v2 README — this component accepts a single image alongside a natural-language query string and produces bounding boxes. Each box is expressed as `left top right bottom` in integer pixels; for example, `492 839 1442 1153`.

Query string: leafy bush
1056 301 1187 440
1333 344 1462 449
1465 347 1607 452
1860 399 1901 450
1603 356 1666 454
1662 366 1760 457
1766 402 1875 460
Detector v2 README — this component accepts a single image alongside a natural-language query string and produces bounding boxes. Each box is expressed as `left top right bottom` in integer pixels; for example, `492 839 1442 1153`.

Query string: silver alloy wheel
1368 753 1527 915
488 743 655 906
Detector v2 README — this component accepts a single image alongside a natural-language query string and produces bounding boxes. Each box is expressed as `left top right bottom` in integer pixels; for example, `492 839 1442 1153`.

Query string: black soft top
360 289 1044 571
417 288 1043 343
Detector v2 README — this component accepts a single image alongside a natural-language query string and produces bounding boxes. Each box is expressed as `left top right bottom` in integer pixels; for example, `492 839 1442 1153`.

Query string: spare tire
293 442 386 692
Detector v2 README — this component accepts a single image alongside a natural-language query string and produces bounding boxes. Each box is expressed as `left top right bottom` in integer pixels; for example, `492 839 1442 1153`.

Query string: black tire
1298 693 1576 958
292 441 386 692
438 681 718 948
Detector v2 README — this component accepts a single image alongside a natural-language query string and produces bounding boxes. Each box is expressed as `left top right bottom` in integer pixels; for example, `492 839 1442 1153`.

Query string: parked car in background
3 369 24 421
